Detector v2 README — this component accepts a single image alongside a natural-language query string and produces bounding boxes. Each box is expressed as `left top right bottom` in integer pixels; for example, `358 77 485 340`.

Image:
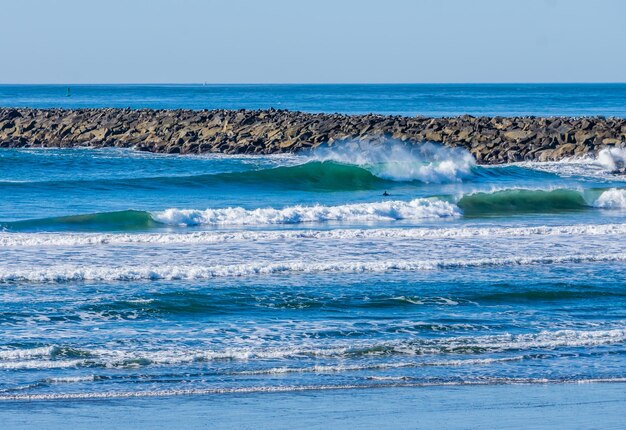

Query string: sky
1 0 625 84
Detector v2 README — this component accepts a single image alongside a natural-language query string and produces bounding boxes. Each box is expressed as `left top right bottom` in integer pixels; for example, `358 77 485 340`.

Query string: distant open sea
1 83 626 116
1 84 625 429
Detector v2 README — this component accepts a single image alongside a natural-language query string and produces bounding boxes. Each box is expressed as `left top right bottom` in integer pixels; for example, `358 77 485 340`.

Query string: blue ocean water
0 85 625 404
1 83 626 116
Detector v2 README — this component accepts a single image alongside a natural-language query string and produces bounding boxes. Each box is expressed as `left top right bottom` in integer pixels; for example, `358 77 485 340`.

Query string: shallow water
0 141 625 401
2 384 625 430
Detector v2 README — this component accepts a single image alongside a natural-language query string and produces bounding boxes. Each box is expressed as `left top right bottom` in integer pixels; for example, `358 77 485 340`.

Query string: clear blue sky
1 0 625 84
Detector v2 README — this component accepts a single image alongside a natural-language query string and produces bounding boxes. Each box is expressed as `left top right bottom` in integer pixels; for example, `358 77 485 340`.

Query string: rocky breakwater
1 108 625 164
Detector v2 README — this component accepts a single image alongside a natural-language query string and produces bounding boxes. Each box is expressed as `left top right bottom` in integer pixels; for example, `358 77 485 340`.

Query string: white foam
45 376 95 384
2 378 626 401
593 189 626 209
151 198 460 226
596 146 626 171
2 252 626 282
3 222 626 248
516 146 626 180
233 356 526 376
0 359 86 370
312 141 475 183
0 329 621 374
0 346 56 360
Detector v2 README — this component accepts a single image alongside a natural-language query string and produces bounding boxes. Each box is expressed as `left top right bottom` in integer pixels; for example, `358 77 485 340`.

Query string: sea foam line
2 253 626 282
2 328 623 369
1 378 625 401
3 222 626 248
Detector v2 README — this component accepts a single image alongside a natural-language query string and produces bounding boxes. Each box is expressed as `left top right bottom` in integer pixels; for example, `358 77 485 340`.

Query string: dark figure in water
66 87 71 97
382 191 390 196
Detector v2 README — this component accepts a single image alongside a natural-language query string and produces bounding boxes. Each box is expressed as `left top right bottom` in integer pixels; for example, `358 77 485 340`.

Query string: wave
0 161 389 191
151 198 460 226
4 222 626 247
596 146 626 172
457 189 589 216
592 188 626 209
0 199 458 231
5 378 626 401
1 329 622 370
4 187 626 232
311 141 476 183
0 141 480 192
457 187 626 215
214 161 389 191
2 253 626 282
1 210 156 232
516 146 626 181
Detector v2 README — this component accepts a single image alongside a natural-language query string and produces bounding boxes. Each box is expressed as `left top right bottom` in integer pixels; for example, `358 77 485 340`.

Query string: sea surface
1 83 626 117
0 86 625 424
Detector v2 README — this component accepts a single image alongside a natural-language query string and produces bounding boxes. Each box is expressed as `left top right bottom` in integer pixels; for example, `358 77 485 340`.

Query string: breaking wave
4 188 626 231
517 146 626 180
1 328 622 370
2 253 626 283
311 141 476 183
592 188 626 209
4 377 626 401
152 198 460 226
3 222 626 247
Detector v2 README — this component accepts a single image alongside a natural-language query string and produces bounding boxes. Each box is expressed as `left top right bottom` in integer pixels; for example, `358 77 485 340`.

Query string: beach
2 383 624 429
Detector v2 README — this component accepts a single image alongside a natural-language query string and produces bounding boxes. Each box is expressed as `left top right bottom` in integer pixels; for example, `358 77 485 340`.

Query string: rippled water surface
1 139 625 401
2 83 626 116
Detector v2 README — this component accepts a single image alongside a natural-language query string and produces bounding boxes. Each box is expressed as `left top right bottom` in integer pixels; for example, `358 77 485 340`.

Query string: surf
4 187 626 232
2 252 626 283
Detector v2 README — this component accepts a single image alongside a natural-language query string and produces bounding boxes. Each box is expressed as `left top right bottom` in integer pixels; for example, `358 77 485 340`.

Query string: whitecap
151 198 460 226
312 140 475 183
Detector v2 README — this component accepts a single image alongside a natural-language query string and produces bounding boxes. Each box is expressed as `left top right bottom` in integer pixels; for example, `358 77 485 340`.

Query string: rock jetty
1 108 625 164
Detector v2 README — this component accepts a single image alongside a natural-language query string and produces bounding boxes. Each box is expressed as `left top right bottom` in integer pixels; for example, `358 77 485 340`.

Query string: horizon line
1 82 626 86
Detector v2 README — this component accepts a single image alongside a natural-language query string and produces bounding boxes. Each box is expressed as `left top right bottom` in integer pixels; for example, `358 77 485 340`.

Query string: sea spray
310 140 476 183
596 146 626 172
592 188 626 209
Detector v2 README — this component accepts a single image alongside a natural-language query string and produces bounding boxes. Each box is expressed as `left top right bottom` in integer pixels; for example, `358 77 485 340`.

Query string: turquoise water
2 83 626 116
0 85 625 407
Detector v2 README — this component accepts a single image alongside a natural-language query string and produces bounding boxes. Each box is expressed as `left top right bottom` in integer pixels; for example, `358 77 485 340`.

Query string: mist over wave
518 145 626 181
592 188 626 209
310 140 476 183
597 146 626 172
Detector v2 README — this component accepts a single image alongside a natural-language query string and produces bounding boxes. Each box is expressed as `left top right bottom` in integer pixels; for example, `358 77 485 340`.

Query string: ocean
0 84 625 427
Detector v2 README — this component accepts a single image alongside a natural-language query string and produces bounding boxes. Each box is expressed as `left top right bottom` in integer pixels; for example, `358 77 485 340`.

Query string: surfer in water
382 191 390 196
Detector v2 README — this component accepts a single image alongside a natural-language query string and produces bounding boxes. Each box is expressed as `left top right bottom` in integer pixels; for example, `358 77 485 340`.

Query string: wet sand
1 383 624 430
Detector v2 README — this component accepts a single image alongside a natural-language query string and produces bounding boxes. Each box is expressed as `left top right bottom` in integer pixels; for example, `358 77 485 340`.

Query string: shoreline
1 378 624 402
1 108 625 164
1 383 624 430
